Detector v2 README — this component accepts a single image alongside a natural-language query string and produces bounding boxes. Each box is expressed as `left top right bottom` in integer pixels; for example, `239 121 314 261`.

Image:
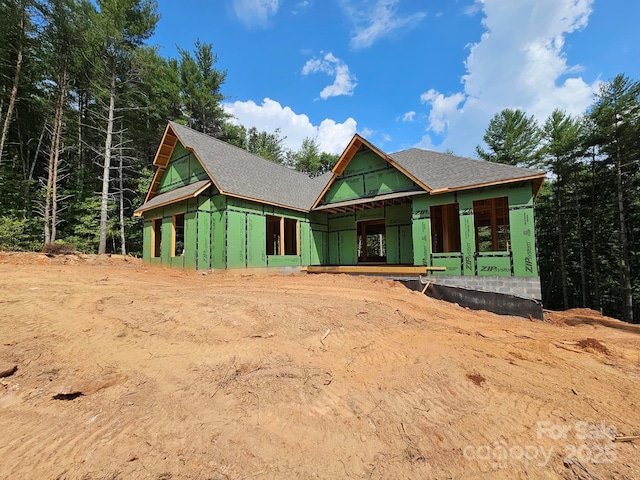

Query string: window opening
430 203 461 253
473 197 510 252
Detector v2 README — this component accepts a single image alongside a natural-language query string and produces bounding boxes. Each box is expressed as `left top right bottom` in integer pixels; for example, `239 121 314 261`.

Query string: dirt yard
0 252 639 479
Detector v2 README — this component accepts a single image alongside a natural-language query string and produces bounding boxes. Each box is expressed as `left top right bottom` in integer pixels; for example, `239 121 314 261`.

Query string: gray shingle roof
150 124 545 214
169 122 329 211
390 148 546 192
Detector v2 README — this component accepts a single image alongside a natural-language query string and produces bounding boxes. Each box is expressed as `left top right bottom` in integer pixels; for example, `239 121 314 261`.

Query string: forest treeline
1 0 639 322
476 76 640 323
0 0 335 258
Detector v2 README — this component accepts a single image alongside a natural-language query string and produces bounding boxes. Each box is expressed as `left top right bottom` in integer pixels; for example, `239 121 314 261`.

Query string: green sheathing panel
157 143 208 194
300 222 312 266
162 201 187 269
196 194 211 270
476 254 512 276
412 195 433 266
142 220 151 263
321 150 420 205
400 225 413 264
459 195 476 276
431 254 464 275
223 197 309 269
507 183 537 277
184 209 197 269
328 231 340 265
340 230 357 265
139 200 192 269
210 193 227 269
247 214 267 267
310 227 328 265
226 210 247 268
410 182 539 277
384 204 412 265
267 255 301 267
327 212 357 265
386 227 400 264
141 186 224 270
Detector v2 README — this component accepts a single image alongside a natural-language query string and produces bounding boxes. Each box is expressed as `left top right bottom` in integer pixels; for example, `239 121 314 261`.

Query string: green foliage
476 108 542 166
178 39 228 136
292 137 338 176
0 215 41 251
62 196 101 253
0 216 28 251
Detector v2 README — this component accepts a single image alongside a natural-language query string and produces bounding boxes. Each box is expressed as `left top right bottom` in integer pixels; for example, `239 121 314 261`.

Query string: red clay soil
0 252 639 479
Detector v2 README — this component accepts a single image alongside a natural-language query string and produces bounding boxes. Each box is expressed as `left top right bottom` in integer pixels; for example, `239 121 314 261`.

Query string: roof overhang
134 180 211 216
144 124 180 204
313 189 424 214
428 172 548 197
310 134 431 210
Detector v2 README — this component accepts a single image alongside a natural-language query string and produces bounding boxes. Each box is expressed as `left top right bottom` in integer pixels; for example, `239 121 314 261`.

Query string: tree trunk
29 121 46 182
575 187 587 307
555 174 569 309
615 143 634 322
44 123 55 245
98 68 116 255
76 93 84 194
118 127 126 255
44 69 68 244
590 153 601 312
0 6 25 167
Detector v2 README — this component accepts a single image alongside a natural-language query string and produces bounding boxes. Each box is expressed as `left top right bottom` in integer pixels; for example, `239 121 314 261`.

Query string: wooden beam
279 217 285 256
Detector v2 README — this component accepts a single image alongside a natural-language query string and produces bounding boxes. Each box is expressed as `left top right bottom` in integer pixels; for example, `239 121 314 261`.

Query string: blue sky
150 0 640 157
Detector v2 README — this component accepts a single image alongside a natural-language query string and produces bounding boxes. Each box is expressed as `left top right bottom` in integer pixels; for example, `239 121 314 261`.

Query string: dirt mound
1 259 639 479
0 250 143 267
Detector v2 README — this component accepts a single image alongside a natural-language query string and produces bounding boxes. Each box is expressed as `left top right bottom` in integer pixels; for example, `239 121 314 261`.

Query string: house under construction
135 122 547 317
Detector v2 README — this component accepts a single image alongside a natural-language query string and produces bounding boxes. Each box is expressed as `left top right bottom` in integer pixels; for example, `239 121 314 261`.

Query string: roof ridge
169 121 313 180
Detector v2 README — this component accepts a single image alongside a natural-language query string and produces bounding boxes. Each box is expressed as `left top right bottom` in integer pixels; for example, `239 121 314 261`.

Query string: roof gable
156 143 209 195
312 135 430 209
143 122 331 212
320 148 424 206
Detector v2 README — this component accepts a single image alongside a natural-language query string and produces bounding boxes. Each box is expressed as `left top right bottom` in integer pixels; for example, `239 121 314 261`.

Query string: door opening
357 219 386 263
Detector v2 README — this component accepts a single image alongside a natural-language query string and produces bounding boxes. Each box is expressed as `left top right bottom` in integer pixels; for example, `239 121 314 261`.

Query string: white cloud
224 97 357 154
232 0 280 28
463 1 482 17
419 0 599 156
302 53 357 99
360 127 374 137
341 0 426 50
420 89 466 134
402 111 416 122
292 0 311 15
